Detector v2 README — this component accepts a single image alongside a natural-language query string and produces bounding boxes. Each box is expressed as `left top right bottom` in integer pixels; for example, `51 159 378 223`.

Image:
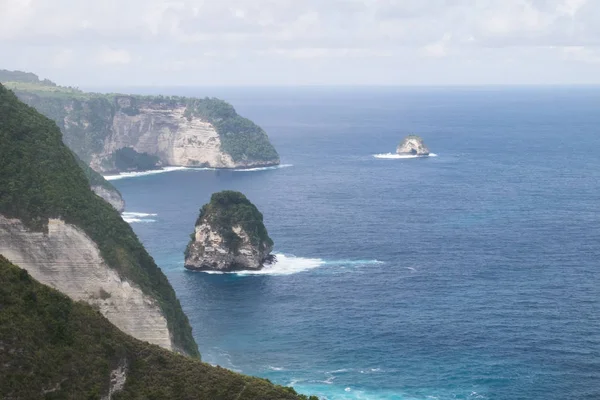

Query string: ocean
108 86 600 399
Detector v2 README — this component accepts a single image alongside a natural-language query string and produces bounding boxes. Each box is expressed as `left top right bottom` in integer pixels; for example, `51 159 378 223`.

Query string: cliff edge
0 83 198 357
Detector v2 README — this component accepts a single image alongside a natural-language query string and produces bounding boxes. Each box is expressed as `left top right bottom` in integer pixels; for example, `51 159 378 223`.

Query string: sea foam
104 164 293 180
373 153 438 159
122 212 157 224
104 167 192 181
199 254 383 276
233 164 294 172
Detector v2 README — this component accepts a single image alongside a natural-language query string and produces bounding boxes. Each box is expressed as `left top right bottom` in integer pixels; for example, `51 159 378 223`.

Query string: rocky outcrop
92 103 238 171
397 135 430 156
0 216 173 350
185 191 274 272
92 185 125 213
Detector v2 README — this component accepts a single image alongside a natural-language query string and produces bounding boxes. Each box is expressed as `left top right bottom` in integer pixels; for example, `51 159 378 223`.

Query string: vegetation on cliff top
0 256 315 400
0 84 198 357
2 70 279 166
187 191 273 256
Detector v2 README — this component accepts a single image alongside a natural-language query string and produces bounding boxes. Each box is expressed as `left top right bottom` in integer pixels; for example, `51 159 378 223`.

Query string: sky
1 0 599 86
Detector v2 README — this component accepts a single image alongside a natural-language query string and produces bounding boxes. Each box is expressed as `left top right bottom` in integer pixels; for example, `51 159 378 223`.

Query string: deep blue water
110 87 600 400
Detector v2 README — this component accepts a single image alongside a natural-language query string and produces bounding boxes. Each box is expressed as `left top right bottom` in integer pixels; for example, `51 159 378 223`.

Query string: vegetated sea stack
185 191 275 272
396 135 430 156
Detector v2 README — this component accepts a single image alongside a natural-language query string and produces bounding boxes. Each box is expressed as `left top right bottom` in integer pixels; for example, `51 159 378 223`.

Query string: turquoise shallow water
111 87 600 399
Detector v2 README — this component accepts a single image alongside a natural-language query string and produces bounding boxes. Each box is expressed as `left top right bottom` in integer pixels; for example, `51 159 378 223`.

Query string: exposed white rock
92 185 125 213
102 359 127 400
396 135 430 156
185 222 273 272
0 216 173 350
91 105 238 171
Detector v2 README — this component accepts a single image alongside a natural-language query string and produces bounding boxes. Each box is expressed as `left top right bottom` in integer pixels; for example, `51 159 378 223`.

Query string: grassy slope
0 256 314 400
0 83 198 357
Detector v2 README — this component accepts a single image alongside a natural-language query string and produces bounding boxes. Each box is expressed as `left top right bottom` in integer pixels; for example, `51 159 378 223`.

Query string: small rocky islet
396 135 431 156
184 191 275 272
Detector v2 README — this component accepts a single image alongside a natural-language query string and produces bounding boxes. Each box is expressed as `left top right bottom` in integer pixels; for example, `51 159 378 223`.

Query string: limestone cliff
92 99 238 171
185 191 274 272
10 86 280 173
0 83 199 357
0 216 172 350
397 135 430 156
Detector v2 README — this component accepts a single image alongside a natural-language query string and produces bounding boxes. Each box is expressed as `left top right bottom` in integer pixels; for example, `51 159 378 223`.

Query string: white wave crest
199 255 383 276
122 211 157 224
104 167 191 181
233 164 293 172
236 254 324 276
104 164 293 180
373 153 438 159
123 212 157 217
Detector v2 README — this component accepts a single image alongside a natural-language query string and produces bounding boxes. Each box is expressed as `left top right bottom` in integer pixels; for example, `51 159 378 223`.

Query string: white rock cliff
0 216 173 350
185 222 274 272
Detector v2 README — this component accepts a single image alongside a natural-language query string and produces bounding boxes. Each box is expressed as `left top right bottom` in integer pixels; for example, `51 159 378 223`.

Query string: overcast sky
1 0 599 86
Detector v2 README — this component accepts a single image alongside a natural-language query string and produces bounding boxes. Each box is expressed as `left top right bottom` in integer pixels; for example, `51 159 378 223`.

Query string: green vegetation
0 256 316 400
0 84 198 357
187 191 273 256
112 147 160 172
186 98 280 163
4 71 279 166
0 69 57 86
74 152 122 194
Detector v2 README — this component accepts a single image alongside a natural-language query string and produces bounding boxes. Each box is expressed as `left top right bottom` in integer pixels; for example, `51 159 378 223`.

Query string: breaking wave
373 153 438 159
104 164 293 180
200 254 383 276
122 212 157 223
233 164 294 172
104 167 192 181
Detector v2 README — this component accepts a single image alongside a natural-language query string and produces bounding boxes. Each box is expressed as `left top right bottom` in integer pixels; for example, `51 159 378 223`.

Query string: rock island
397 135 430 156
185 191 275 272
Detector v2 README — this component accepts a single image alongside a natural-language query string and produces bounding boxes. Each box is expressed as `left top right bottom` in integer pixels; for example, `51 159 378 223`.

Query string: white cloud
52 48 74 67
95 47 132 65
2 0 600 85
562 45 600 63
420 33 452 58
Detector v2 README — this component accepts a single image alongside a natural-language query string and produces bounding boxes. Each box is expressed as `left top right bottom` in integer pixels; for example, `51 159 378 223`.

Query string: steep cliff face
93 100 238 170
185 191 274 272
0 216 172 350
397 135 430 156
0 84 198 357
12 89 280 173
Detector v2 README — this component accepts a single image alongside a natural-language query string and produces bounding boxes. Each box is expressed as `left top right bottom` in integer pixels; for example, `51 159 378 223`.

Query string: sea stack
396 135 430 156
184 191 275 272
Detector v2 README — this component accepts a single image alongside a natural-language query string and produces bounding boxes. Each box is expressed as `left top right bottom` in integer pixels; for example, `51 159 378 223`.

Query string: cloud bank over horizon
1 0 599 86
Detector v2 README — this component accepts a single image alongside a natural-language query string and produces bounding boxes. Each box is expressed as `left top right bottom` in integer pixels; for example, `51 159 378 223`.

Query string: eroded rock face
92 185 125 213
95 105 238 170
185 223 273 272
0 216 173 350
396 135 430 156
184 191 274 272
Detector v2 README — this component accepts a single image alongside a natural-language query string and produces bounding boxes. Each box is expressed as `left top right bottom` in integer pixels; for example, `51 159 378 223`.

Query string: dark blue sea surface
110 87 600 400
